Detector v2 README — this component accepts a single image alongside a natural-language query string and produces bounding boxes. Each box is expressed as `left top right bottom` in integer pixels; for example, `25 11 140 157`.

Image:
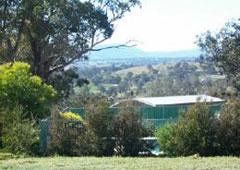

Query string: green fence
39 118 50 154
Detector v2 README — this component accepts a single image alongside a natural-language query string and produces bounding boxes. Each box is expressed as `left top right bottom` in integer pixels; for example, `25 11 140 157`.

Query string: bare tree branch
48 40 137 75
90 41 137 51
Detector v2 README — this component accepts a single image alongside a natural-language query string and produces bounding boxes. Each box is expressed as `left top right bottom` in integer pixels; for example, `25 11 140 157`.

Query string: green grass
0 156 240 170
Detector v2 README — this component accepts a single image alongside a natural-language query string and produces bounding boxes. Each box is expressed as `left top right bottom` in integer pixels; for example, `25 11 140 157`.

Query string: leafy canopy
0 62 56 119
0 0 140 81
197 19 240 91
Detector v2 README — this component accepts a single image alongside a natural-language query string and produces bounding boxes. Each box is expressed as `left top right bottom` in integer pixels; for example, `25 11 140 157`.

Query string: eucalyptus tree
0 0 140 82
197 19 240 92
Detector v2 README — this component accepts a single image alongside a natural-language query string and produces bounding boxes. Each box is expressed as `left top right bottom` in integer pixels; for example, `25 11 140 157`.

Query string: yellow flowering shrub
60 112 83 121
0 62 57 119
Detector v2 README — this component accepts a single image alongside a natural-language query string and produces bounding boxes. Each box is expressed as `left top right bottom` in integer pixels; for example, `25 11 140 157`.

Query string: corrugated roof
134 95 224 106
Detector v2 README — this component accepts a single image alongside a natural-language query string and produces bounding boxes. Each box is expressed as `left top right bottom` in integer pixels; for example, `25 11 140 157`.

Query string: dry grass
0 156 240 170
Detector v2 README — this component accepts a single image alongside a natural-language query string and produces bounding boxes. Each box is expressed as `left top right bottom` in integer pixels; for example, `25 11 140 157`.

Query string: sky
104 0 240 52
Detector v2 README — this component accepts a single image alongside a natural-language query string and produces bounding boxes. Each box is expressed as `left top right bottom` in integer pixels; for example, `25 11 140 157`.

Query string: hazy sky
104 0 240 52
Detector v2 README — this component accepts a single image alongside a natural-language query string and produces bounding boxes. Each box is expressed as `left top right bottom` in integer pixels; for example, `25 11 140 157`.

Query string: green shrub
49 125 98 156
2 107 39 155
85 99 115 156
0 62 56 153
155 123 177 156
218 99 240 156
112 106 147 156
156 103 218 156
0 62 56 120
47 106 98 156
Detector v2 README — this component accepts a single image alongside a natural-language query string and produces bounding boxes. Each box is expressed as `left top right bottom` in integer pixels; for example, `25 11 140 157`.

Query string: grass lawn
0 156 240 170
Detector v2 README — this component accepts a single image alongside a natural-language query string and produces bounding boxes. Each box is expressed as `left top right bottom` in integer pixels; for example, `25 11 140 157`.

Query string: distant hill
76 46 201 66
88 46 200 60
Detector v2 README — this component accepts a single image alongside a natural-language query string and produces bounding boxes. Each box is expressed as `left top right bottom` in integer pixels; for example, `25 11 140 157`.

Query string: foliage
47 106 98 156
0 0 140 82
143 62 223 97
112 105 147 156
0 62 56 119
75 61 228 100
0 153 18 161
197 19 240 92
218 99 240 156
0 108 5 148
65 96 153 156
155 123 177 156
60 112 82 121
156 103 218 156
65 87 107 108
2 106 39 155
48 68 89 99
85 98 115 156
0 62 55 155
49 125 98 156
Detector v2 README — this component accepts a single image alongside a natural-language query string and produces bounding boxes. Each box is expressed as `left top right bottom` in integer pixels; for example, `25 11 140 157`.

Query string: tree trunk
31 40 49 82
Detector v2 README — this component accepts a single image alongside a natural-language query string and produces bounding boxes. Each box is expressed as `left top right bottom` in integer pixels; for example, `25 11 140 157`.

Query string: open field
116 63 170 76
115 61 201 77
0 156 240 170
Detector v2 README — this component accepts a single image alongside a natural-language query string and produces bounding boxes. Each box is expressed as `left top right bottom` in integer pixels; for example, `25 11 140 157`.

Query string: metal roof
112 95 224 107
135 95 224 106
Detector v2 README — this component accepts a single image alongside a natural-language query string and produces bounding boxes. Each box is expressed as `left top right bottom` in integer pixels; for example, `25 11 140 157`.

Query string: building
112 95 224 128
39 95 224 154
